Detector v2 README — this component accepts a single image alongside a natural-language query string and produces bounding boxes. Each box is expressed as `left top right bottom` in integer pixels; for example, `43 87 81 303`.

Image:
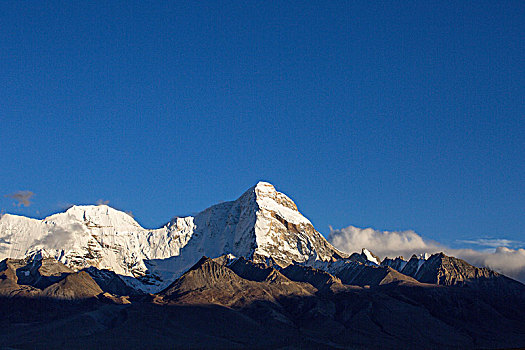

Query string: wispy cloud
328 225 525 283
4 190 35 207
456 238 524 249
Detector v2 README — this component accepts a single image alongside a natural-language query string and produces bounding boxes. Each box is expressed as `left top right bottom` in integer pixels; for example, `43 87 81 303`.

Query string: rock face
348 248 382 265
0 256 103 299
84 267 139 296
159 256 315 308
382 256 409 272
40 271 103 300
381 252 523 291
281 264 346 293
314 259 421 287
0 255 137 298
414 253 502 285
228 257 288 283
0 258 39 297
0 182 345 292
11 255 73 289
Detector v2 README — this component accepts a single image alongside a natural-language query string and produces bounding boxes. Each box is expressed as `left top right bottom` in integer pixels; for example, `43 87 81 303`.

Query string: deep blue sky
1 1 523 248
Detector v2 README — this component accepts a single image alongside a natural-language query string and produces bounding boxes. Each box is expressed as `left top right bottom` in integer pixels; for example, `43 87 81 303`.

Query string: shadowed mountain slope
383 252 525 296
0 254 524 349
159 257 315 308
281 264 347 293
0 256 137 298
40 271 103 299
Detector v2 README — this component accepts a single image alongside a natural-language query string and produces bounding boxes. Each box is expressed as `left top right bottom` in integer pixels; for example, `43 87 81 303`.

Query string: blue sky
1 1 523 249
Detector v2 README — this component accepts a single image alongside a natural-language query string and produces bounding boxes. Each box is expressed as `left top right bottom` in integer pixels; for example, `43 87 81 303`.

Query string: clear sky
1 1 523 249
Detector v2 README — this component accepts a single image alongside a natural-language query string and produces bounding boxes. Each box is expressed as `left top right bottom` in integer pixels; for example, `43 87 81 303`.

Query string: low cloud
328 225 443 260
96 199 110 205
5 191 35 207
328 225 525 283
34 223 84 249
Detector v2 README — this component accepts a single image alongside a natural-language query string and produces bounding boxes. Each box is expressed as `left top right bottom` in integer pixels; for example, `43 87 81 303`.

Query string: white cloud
328 225 444 260
328 225 525 283
34 223 84 249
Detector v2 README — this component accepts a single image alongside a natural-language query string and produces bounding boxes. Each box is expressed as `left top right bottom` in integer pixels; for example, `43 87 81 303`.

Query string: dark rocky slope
0 254 524 349
154 256 525 349
384 252 525 296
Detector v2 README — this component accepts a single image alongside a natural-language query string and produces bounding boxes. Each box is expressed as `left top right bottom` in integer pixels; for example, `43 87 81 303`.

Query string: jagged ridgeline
1 182 524 349
0 182 347 292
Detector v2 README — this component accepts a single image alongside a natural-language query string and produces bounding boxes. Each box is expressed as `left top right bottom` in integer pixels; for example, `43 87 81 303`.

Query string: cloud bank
327 225 525 283
5 191 35 207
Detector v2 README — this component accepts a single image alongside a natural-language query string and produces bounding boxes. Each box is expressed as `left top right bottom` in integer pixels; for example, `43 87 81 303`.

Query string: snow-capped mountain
2 183 525 350
0 182 345 292
0 205 193 289
149 182 346 286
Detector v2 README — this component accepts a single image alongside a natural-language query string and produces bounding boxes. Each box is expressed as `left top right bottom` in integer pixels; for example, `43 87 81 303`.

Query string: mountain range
1 182 524 349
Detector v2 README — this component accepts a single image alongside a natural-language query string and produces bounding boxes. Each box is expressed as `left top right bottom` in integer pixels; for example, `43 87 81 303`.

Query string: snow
414 254 432 273
362 248 380 265
0 182 341 293
420 253 431 260
0 205 195 292
254 182 311 226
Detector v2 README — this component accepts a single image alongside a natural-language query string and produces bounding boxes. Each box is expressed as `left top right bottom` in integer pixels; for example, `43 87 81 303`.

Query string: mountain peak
64 204 122 216
143 182 346 290
253 182 303 219
52 204 140 229
0 182 345 293
361 248 381 265
254 181 276 191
